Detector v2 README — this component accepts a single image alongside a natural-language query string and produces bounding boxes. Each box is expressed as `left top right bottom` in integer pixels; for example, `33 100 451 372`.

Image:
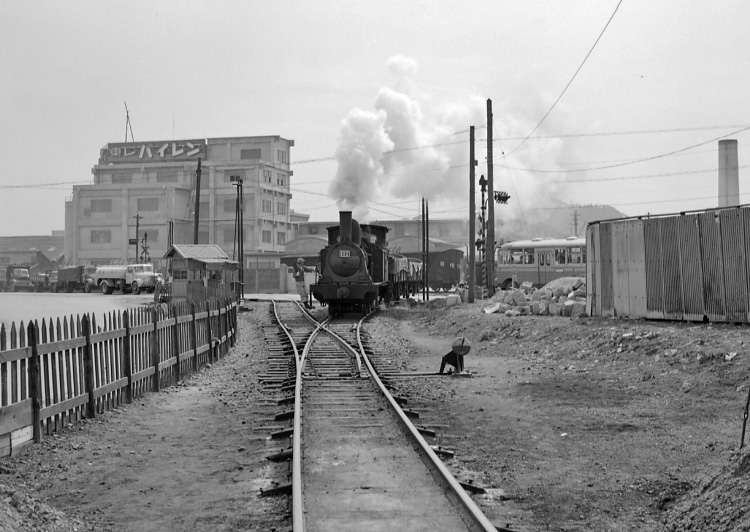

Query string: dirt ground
2 298 750 531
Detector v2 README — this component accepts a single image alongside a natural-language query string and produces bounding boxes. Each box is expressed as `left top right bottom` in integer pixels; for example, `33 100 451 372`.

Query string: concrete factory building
64 135 302 270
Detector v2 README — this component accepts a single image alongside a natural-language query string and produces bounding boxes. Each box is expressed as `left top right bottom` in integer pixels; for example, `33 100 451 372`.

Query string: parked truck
30 270 55 292
52 265 94 293
2 264 35 292
91 263 157 295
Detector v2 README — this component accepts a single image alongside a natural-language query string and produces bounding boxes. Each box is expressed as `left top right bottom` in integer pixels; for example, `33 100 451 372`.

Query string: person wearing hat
293 257 316 308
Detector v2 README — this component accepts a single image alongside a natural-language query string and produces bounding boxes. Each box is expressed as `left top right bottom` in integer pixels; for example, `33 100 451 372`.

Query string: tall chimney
340 211 353 243
718 139 739 207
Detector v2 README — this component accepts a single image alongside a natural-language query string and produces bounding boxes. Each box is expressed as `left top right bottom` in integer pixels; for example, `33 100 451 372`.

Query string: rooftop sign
99 139 206 164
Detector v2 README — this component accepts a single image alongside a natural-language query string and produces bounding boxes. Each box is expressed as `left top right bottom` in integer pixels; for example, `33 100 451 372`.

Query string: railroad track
263 300 498 532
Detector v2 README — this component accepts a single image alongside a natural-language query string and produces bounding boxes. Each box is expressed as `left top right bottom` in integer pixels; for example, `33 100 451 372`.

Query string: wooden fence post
122 311 133 404
206 301 214 364
226 297 234 348
81 315 96 419
190 302 198 373
218 300 225 359
233 298 238 343
151 308 160 393
171 304 180 383
27 323 42 443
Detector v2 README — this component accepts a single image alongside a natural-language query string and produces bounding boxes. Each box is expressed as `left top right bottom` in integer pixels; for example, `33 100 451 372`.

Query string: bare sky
1 0 749 237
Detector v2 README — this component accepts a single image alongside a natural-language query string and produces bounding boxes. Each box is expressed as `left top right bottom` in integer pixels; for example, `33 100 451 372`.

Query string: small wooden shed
163 244 239 301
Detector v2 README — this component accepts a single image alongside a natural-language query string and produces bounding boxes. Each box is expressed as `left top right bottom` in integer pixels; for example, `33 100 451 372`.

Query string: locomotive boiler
311 211 422 316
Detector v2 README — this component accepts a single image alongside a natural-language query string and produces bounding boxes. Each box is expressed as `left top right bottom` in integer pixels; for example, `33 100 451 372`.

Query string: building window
262 199 272 213
277 232 286 245
276 202 287 215
197 201 209 217
198 231 209 245
241 148 261 160
173 269 188 280
137 197 159 211
308 226 319 234
263 169 272 183
224 172 245 183
91 230 111 244
90 199 112 213
156 169 179 183
276 173 286 186
262 230 272 244
277 149 287 163
111 171 133 184
224 199 238 213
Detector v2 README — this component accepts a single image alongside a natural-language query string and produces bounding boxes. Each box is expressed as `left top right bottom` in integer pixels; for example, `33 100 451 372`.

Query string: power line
507 0 625 156
548 164 750 184
498 124 750 173
484 124 750 142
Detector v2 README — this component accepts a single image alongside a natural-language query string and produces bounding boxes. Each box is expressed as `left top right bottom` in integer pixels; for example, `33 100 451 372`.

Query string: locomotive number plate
339 250 351 258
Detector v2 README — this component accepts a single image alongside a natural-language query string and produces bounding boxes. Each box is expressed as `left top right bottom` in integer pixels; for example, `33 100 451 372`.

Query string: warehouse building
64 136 304 290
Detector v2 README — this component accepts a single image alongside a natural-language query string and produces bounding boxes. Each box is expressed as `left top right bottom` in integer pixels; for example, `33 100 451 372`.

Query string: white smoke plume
329 56 485 220
329 55 573 239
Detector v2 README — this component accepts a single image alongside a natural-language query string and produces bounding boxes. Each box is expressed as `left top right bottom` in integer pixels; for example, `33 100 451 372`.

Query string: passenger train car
495 237 586 290
311 211 423 316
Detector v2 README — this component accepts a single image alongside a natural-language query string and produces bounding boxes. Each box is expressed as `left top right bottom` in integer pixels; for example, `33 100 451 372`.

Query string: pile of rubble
481 276 587 317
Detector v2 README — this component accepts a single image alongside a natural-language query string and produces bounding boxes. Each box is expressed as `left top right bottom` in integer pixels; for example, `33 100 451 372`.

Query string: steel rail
356 314 499 532
280 303 494 531
271 301 308 532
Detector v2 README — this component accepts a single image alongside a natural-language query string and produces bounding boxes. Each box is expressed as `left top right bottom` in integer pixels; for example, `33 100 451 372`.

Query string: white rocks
483 277 587 318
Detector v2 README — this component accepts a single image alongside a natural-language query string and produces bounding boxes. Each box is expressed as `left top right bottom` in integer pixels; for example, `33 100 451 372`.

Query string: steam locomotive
311 211 423 316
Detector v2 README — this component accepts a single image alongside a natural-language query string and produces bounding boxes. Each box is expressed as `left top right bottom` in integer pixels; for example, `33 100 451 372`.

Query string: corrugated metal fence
0 297 237 456
587 206 750 322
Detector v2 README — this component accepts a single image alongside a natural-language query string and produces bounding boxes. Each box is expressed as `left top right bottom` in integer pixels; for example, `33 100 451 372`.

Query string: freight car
311 211 423 316
402 248 464 292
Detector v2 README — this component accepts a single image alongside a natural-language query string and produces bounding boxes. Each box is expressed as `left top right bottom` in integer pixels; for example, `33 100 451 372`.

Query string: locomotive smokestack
351 220 361 244
340 211 353 243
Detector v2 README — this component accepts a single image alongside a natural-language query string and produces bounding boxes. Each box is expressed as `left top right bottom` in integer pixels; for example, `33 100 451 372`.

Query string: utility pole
422 198 429 302
133 211 141 261
486 99 495 297
573 209 579 236
231 175 244 301
468 126 476 303
167 221 174 249
421 198 425 300
193 158 202 245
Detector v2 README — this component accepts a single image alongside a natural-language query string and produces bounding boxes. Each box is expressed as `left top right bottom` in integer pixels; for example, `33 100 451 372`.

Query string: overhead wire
498 124 750 174
507 0 625 156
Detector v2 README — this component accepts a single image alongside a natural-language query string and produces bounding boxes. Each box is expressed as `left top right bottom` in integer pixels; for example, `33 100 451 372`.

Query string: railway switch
439 337 472 376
